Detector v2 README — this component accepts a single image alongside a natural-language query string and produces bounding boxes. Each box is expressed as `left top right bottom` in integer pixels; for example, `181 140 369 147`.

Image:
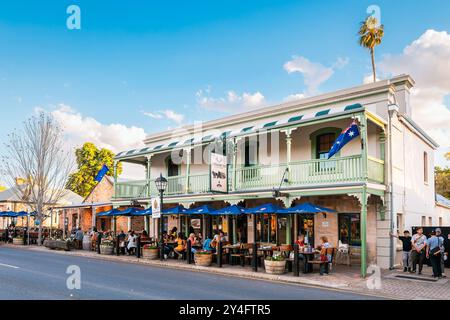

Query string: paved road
0 247 383 300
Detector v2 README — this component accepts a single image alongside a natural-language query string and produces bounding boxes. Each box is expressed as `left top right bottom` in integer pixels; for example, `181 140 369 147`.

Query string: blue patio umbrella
110 208 139 216
276 202 336 215
184 205 216 215
211 205 245 216
0 211 18 217
163 205 187 215
243 203 283 214
131 208 152 216
97 209 114 217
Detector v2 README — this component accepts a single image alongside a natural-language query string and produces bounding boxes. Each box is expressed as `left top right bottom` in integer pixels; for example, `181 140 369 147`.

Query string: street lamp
155 173 168 261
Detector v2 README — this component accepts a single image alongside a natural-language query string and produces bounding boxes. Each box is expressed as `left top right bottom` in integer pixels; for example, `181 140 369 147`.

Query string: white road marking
0 262 20 269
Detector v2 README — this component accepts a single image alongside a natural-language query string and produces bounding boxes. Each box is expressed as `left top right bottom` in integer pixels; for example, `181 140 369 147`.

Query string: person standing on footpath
426 230 442 279
436 228 447 278
410 227 427 275
390 230 412 272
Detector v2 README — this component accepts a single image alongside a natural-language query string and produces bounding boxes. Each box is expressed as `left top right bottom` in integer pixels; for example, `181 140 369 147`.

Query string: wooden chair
279 245 294 272
243 243 264 267
307 247 336 274
229 244 245 266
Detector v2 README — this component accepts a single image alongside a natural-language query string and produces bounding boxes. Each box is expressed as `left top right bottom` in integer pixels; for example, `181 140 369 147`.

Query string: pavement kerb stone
3 244 400 299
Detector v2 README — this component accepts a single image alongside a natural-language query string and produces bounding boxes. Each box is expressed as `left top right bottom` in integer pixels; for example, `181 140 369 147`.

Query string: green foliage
67 142 122 198
435 166 450 198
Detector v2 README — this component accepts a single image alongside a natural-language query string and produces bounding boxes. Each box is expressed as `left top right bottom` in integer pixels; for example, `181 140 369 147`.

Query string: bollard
217 241 223 268
293 244 299 277
116 238 120 256
136 236 141 258
187 240 192 264
252 242 258 272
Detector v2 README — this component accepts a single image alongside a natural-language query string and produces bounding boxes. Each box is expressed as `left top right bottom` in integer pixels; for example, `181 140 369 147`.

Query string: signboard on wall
151 197 161 219
210 152 228 193
191 219 201 229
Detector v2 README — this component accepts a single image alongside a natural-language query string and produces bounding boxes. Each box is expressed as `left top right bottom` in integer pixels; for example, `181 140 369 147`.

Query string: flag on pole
327 121 360 159
94 164 109 183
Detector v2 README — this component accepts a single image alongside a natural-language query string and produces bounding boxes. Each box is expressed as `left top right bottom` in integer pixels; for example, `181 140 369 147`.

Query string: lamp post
155 173 168 261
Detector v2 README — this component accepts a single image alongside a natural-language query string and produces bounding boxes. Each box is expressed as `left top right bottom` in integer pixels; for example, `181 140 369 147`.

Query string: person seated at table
295 234 305 247
317 236 332 276
103 230 114 242
187 233 198 254
202 238 215 252
140 230 150 242
219 230 228 243
174 232 187 259
117 230 126 254
126 231 138 255
197 232 203 245
169 227 178 239
75 227 84 249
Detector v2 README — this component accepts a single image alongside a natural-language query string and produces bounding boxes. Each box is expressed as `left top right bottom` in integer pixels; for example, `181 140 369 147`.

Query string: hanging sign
151 197 161 219
210 152 228 193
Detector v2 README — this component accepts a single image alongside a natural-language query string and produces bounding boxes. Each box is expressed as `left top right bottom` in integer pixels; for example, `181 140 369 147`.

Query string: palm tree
358 16 384 82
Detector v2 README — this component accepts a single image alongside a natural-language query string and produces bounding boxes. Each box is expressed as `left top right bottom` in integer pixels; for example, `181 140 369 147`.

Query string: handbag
430 246 441 256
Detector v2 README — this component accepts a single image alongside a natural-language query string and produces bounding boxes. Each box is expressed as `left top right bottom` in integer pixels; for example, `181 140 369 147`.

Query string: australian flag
94 164 109 183
327 122 360 159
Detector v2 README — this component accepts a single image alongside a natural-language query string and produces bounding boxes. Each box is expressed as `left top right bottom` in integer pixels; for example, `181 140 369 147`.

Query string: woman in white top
127 231 137 254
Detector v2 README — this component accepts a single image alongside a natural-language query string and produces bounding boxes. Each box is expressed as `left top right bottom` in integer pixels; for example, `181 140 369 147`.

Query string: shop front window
338 213 361 246
297 215 314 246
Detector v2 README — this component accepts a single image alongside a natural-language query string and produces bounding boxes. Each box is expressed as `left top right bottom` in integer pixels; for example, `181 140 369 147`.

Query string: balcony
113 155 384 200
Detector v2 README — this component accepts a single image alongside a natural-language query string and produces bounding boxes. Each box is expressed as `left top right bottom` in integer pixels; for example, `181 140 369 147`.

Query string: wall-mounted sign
151 197 161 219
210 152 228 193
191 219 201 229
322 221 329 228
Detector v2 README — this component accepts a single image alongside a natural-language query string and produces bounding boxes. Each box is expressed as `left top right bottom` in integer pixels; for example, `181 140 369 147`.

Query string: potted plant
264 255 286 275
142 244 159 260
13 237 24 245
100 240 115 255
194 250 213 267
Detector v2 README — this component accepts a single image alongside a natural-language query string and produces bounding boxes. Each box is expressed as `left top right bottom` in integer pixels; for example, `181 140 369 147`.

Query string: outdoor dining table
299 249 320 273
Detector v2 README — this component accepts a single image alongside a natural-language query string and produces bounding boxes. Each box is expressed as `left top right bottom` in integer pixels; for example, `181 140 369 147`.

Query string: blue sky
0 0 449 167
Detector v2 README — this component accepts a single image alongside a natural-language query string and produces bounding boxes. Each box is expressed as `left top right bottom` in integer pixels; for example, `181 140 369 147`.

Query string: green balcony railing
289 155 363 185
368 156 384 184
113 155 384 199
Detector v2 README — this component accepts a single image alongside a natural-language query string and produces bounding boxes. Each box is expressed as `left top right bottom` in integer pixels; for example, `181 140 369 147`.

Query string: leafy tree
358 16 384 82
67 142 122 197
435 166 450 198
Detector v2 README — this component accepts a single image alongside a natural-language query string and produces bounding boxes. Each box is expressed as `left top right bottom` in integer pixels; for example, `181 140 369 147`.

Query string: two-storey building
109 74 445 276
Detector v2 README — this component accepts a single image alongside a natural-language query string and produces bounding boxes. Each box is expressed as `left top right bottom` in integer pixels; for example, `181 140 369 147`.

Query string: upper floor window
310 127 341 160
167 157 180 177
423 152 428 184
244 139 258 167
316 133 336 160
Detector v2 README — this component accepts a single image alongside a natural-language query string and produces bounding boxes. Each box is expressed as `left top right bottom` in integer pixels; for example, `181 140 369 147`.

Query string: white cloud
283 55 349 95
283 93 306 102
142 109 184 124
50 104 147 179
378 29 450 166
52 104 146 153
196 89 266 112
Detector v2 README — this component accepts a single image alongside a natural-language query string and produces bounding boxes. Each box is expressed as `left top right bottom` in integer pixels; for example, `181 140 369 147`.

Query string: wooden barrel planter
264 259 286 275
82 236 92 251
13 238 24 245
44 239 73 251
142 247 159 260
194 252 213 267
100 244 114 255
